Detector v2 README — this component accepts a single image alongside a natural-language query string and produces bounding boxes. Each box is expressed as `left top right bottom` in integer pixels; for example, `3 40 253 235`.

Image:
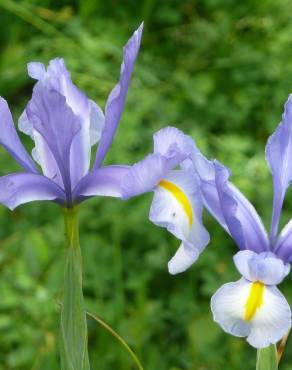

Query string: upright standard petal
214 161 269 253
19 111 64 187
72 165 130 201
149 170 210 274
46 59 93 186
184 152 229 233
94 23 143 168
0 98 37 173
0 173 66 210
26 82 81 199
266 95 292 242
233 250 290 285
32 58 90 119
274 219 292 263
27 58 101 188
211 278 291 348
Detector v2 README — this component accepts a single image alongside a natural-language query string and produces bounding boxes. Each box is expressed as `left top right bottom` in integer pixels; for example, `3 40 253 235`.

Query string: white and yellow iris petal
149 170 209 275
211 278 291 348
159 179 193 226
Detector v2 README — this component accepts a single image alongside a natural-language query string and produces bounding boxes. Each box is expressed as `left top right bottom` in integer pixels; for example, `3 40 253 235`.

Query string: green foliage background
0 0 292 369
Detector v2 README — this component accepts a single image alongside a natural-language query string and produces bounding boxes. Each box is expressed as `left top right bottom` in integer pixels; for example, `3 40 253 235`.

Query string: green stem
256 345 278 370
60 206 90 370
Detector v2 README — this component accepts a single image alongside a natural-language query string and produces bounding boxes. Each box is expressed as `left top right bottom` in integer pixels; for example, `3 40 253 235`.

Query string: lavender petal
26 82 81 198
0 173 66 210
0 98 37 173
73 165 130 201
266 95 292 242
214 160 269 252
94 23 143 168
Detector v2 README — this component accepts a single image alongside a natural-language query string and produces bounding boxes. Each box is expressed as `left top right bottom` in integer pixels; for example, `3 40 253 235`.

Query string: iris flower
179 97 292 348
120 126 210 274
0 24 143 210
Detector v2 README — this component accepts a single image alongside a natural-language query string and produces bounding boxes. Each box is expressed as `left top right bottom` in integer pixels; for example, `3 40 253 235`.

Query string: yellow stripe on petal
159 179 193 226
244 281 264 321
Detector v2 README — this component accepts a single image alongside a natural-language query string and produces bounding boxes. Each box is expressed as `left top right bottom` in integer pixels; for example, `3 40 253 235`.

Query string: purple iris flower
121 126 210 274
0 24 143 209
184 96 292 348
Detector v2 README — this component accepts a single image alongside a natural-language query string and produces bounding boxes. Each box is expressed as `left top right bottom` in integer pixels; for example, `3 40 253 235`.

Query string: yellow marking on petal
244 281 264 321
159 179 193 226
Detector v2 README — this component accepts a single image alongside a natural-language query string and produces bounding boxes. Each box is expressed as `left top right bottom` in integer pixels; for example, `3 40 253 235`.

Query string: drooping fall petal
211 278 291 348
149 170 210 274
73 165 130 201
0 98 37 173
0 173 66 210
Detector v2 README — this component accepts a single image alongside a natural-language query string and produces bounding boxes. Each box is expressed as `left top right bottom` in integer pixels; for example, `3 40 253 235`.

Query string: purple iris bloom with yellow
120 126 210 275
0 24 143 210
181 97 292 348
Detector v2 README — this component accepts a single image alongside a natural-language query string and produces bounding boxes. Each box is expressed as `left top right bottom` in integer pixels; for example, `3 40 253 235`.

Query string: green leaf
256 345 278 370
60 207 90 370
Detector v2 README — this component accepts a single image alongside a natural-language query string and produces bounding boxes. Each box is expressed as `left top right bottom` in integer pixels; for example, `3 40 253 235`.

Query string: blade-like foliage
256 345 278 370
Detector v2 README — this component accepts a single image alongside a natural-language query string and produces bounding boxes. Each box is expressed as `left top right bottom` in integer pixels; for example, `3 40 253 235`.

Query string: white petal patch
150 169 209 274
18 110 34 138
168 243 199 275
211 278 291 348
89 99 105 146
247 285 291 348
32 131 63 187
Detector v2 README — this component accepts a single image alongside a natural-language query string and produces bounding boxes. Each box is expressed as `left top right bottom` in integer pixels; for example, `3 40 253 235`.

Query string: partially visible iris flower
120 126 210 274
178 97 292 348
0 24 143 210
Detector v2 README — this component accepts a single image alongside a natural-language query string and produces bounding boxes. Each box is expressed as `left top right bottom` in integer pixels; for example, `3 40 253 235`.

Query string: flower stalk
256 345 278 370
60 206 90 370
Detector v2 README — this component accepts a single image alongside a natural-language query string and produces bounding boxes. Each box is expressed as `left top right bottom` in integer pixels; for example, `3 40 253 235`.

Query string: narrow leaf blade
256 345 278 370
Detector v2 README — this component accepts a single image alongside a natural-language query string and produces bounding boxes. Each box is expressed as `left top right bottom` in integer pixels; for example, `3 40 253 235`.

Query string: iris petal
26 82 81 199
183 154 229 232
0 98 36 173
153 126 194 158
149 170 210 274
266 95 292 242
121 127 191 199
18 110 64 187
0 173 66 210
233 250 290 285
26 58 101 188
121 153 181 199
213 160 269 253
211 278 291 348
94 23 143 168
274 219 292 263
73 165 130 201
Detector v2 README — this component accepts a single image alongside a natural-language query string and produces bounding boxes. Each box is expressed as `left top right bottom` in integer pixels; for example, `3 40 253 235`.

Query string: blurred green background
1 0 292 369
